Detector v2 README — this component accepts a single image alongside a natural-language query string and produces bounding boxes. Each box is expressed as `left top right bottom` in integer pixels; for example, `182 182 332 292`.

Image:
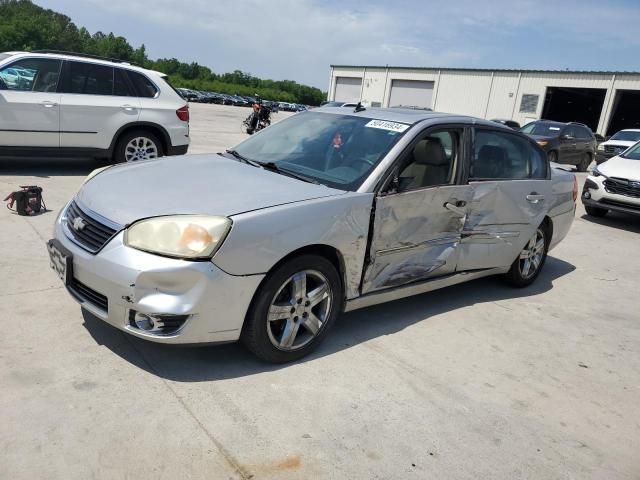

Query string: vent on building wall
520 94 539 114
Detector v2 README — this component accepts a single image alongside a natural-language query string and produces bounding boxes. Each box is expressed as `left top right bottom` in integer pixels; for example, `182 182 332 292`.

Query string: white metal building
328 65 640 136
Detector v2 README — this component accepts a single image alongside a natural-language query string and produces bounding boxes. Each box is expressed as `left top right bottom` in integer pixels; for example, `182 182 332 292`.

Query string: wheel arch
109 122 171 156
541 215 554 245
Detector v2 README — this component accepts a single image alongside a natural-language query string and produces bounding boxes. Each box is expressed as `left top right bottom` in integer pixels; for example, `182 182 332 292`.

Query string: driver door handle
121 104 136 111
526 193 545 203
41 101 58 108
444 201 466 216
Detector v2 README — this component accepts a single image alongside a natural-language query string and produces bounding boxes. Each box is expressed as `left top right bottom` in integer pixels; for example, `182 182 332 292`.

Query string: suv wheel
241 255 342 363
577 153 592 172
114 130 163 163
503 226 548 288
585 205 608 217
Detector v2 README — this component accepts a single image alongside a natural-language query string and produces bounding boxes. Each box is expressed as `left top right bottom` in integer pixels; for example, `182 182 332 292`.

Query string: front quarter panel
213 193 374 299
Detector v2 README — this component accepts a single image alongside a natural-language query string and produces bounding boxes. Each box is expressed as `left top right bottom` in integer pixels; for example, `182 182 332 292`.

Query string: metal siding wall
433 71 493 117
334 77 363 102
330 67 640 134
388 80 434 108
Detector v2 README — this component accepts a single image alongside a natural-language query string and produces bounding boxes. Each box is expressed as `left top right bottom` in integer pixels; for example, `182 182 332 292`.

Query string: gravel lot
1 103 639 479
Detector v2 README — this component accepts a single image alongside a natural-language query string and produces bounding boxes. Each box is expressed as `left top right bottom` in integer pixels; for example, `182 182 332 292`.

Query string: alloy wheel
266 269 332 351
124 137 159 162
519 228 545 279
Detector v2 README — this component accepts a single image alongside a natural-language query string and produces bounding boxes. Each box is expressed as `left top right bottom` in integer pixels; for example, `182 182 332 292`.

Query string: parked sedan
582 140 640 217
491 118 520 130
48 108 576 362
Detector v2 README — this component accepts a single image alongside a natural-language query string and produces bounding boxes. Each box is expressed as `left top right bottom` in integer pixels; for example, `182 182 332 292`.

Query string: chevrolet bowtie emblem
72 216 87 231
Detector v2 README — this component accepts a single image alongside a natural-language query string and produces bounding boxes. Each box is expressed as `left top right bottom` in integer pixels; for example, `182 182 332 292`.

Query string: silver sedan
48 107 576 362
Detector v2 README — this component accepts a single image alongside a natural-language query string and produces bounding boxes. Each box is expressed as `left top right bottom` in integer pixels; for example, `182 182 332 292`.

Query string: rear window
128 71 158 98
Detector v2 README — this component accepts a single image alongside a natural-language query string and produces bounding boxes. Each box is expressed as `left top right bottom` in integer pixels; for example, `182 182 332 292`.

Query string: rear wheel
585 205 608 217
503 226 548 288
577 153 592 172
114 130 163 163
241 255 342 363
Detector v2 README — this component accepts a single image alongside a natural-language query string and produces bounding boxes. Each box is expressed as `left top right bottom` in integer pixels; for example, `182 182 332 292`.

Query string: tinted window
472 129 547 180
576 126 592 139
0 58 61 92
67 61 114 95
114 68 134 96
398 130 460 190
520 122 563 136
128 71 158 98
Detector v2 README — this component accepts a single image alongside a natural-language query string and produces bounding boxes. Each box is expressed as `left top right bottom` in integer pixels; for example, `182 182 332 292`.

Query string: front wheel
503 226 548 287
577 153 592 172
585 205 608 217
241 255 342 363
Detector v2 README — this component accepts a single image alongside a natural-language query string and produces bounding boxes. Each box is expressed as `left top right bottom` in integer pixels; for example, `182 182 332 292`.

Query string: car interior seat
474 145 508 178
401 137 451 189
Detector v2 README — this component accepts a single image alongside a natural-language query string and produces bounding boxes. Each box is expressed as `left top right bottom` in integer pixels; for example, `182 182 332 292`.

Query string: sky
37 0 640 89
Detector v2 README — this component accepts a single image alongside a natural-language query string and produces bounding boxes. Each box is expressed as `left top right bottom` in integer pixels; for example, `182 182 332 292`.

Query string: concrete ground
1 103 639 479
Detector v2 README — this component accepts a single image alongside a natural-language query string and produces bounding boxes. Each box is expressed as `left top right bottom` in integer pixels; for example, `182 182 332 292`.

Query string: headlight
82 165 112 185
125 215 232 259
597 144 605 151
536 140 548 147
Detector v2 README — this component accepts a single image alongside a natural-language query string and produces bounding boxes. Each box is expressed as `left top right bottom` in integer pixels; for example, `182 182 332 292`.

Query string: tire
241 255 342 363
113 130 163 163
577 153 592 172
585 205 608 217
503 225 549 288
547 151 558 163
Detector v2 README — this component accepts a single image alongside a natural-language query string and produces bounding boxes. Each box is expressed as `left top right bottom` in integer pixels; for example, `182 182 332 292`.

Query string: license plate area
47 239 73 286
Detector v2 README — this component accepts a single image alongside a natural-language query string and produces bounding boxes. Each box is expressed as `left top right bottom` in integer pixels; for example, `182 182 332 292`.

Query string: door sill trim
345 267 509 312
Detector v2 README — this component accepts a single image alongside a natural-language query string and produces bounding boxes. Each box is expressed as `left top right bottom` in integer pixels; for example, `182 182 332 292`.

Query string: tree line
0 0 326 104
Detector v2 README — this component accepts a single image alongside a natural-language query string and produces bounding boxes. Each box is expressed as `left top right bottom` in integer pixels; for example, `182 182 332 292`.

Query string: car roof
1 51 164 77
313 106 504 128
616 129 640 132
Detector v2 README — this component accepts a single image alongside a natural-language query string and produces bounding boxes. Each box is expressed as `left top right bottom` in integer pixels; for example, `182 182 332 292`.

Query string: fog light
134 312 155 331
583 191 591 199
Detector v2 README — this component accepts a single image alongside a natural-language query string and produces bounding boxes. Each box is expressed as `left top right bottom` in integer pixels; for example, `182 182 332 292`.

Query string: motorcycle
242 101 271 134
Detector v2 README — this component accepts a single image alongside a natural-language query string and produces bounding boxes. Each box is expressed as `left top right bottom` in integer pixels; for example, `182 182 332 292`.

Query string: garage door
389 80 434 109
334 77 362 102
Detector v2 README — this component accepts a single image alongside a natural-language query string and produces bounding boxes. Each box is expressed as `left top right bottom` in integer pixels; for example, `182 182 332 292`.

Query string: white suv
0 51 189 163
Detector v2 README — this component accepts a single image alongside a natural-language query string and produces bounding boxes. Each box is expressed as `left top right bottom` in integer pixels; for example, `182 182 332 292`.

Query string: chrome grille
65 201 118 253
604 178 640 198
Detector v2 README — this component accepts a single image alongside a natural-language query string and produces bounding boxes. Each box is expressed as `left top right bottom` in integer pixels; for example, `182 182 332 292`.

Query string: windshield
520 122 563 136
621 142 640 160
610 130 640 142
232 111 409 190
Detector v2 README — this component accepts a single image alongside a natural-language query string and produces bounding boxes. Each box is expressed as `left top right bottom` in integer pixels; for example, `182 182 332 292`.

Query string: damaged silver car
48 107 577 363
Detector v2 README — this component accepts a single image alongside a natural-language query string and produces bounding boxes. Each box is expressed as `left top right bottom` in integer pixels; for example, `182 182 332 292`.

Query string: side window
114 68 134 97
0 58 61 92
398 129 460 191
128 71 158 98
66 61 114 95
471 129 546 180
577 126 592 139
564 126 579 139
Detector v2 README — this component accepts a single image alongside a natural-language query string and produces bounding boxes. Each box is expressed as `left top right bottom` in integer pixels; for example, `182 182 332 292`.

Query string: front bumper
581 175 640 217
52 209 264 344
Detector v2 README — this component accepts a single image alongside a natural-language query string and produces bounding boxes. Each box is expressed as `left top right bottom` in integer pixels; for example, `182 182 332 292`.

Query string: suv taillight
176 105 189 122
572 175 578 203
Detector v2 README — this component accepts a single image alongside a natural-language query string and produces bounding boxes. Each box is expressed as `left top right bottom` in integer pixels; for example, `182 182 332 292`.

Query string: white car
0 51 189 163
582 140 640 218
595 129 640 165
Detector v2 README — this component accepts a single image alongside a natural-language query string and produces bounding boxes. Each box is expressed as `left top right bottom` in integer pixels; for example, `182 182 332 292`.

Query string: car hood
598 156 640 181
76 154 345 226
601 140 636 148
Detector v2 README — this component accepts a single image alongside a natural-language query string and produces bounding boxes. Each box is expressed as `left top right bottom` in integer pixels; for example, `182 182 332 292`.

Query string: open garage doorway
541 87 606 132
606 90 640 136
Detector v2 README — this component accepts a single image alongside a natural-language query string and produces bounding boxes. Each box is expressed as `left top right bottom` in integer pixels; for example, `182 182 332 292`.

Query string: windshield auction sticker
365 119 410 133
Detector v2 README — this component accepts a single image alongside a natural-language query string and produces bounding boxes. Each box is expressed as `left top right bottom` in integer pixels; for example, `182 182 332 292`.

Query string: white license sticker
365 119 410 133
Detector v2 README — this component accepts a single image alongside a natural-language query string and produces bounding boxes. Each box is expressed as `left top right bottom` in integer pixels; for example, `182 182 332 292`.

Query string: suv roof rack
31 50 141 67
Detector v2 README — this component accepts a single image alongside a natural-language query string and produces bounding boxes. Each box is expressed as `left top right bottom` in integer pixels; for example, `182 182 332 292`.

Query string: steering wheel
350 157 376 172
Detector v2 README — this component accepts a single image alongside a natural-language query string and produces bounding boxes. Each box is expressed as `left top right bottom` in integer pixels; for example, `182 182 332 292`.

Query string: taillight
572 175 578 203
176 105 189 122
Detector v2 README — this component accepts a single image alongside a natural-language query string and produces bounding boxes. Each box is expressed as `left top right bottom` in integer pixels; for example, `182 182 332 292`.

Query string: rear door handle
41 101 57 108
444 201 466 216
121 104 136 111
526 194 545 203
